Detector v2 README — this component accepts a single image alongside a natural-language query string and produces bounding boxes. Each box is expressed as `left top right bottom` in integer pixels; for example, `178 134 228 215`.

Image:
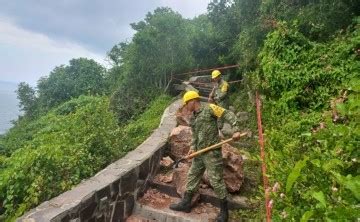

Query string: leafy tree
230 0 266 71
187 15 220 68
109 7 193 122
37 58 106 112
15 83 37 118
128 7 193 88
207 0 241 64
106 42 129 66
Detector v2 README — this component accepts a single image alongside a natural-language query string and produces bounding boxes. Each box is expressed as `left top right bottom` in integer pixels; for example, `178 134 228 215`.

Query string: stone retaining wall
18 100 182 222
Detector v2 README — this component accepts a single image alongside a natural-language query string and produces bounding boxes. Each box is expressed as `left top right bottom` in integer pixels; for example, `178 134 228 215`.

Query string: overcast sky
0 0 210 85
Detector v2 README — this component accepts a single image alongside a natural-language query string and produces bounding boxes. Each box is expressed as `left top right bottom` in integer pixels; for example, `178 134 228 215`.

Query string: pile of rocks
161 107 245 198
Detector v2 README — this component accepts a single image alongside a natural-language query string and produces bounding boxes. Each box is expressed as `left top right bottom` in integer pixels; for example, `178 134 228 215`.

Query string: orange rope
256 91 271 222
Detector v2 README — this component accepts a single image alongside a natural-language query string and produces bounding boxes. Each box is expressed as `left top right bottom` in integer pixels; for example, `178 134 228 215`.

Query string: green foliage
0 96 121 219
108 8 193 122
187 15 219 68
0 95 171 219
229 0 360 72
286 156 308 193
109 82 160 123
13 58 108 122
15 83 37 118
259 21 359 112
230 0 268 70
116 95 172 153
3 1 360 220
255 19 360 220
12 58 108 131
260 0 360 41
36 58 107 113
0 118 49 156
207 0 241 63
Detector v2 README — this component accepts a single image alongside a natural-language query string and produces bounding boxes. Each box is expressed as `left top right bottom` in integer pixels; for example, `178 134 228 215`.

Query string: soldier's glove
187 149 194 156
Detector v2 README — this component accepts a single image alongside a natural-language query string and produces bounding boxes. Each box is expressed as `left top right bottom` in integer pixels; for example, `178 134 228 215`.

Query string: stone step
149 180 251 210
189 75 211 83
126 214 156 222
130 187 248 222
132 195 219 222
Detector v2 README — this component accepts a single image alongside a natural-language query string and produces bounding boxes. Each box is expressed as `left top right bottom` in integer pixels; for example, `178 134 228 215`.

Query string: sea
0 81 20 135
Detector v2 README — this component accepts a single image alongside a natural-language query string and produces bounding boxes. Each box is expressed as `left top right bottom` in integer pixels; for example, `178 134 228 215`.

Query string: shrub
0 94 172 220
254 19 360 220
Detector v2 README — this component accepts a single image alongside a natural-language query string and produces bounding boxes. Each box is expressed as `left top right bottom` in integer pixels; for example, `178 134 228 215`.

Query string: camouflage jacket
213 79 229 106
190 103 239 151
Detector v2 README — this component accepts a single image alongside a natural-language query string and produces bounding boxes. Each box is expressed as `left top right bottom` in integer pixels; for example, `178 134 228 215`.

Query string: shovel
172 132 248 168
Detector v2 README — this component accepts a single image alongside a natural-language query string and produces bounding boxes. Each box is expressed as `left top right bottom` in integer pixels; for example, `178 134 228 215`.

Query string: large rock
222 143 244 192
172 163 191 196
236 111 249 122
175 106 192 126
169 126 192 161
160 156 174 168
172 162 200 206
203 143 244 193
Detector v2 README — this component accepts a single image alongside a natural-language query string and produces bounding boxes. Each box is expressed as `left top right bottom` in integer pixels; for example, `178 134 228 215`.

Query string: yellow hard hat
211 70 221 79
183 91 200 104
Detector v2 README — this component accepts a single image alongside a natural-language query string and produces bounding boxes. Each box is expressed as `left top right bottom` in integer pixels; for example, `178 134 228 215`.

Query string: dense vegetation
0 0 359 220
256 21 360 220
0 95 171 219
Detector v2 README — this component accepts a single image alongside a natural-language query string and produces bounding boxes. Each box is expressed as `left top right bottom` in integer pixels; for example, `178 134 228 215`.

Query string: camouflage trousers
185 149 228 199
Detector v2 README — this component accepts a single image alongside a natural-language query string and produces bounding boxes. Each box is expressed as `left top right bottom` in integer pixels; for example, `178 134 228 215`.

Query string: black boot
169 191 193 213
216 198 228 222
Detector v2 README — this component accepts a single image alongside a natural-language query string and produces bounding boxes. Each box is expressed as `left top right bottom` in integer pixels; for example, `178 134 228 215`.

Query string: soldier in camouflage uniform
170 91 241 222
208 70 229 108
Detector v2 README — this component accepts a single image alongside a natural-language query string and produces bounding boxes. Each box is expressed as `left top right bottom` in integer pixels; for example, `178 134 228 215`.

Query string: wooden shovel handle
185 132 248 160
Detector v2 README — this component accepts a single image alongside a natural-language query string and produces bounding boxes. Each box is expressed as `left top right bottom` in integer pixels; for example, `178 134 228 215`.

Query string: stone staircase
127 75 258 222
124 161 251 222
126 185 250 222
127 194 218 222
173 75 213 99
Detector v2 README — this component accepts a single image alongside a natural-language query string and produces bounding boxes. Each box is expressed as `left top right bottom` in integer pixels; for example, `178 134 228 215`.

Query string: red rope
256 91 271 222
172 64 239 76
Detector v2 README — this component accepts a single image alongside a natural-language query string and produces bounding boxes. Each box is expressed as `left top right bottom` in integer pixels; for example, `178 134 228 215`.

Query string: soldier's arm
209 104 239 130
209 86 215 98
221 109 240 132
209 104 240 138
208 86 216 103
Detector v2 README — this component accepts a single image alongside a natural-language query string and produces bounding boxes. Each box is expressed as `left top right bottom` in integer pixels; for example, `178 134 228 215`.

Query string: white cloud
0 18 106 84
0 17 105 61
0 1 210 84
158 0 210 18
